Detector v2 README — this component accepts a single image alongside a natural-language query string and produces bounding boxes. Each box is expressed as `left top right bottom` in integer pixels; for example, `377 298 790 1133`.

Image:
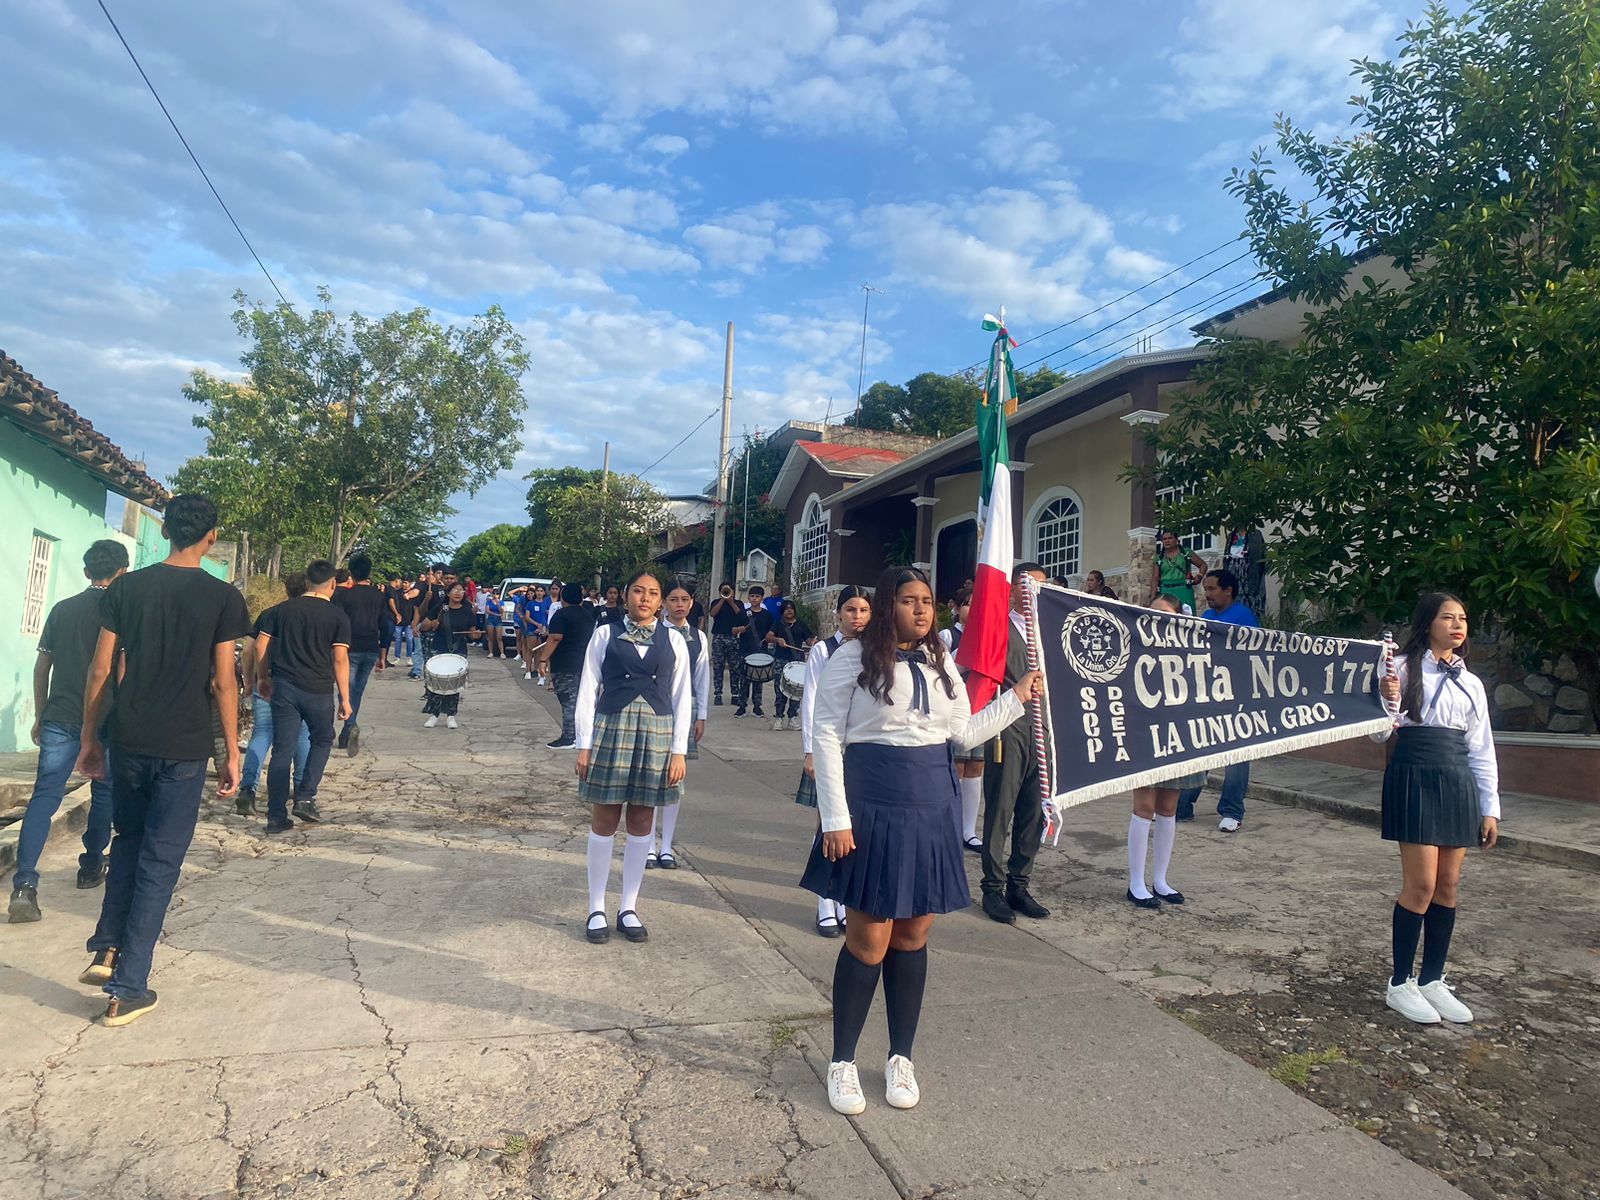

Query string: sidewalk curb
1234 773 1600 875
0 784 92 875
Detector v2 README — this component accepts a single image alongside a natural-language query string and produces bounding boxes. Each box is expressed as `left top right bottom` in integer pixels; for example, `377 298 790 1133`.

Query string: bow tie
896 649 931 715
1435 656 1463 681
620 619 657 645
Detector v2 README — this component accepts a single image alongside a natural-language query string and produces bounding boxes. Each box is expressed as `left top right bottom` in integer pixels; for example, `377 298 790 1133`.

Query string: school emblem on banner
1059 606 1131 683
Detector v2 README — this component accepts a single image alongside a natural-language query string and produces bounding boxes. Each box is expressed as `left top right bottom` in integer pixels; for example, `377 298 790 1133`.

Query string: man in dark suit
980 561 1051 924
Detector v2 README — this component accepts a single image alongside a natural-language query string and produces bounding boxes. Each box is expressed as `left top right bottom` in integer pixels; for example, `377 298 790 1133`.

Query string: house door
934 519 977 601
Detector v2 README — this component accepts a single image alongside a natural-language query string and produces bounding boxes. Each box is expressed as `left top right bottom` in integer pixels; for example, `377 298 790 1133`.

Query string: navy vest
597 624 674 716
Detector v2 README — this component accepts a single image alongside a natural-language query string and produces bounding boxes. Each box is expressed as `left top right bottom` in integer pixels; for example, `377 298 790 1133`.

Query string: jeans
242 693 310 793
393 625 415 660
551 671 580 742
345 650 379 727
88 749 207 999
267 679 337 822
1178 762 1250 822
12 721 113 891
409 639 430 679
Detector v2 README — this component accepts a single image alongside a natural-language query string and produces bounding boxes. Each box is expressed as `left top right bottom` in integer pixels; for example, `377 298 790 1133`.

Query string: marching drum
424 653 470 695
742 652 777 683
778 661 807 701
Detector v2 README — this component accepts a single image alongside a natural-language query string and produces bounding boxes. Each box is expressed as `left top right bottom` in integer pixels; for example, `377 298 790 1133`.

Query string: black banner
1033 584 1390 807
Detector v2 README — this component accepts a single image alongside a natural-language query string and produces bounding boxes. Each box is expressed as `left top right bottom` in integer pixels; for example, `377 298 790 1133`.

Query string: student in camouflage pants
707 582 746 706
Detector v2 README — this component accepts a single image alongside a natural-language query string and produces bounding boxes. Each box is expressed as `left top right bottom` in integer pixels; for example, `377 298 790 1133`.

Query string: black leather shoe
76 862 108 890
616 909 649 943
1127 889 1162 910
291 800 323 824
1006 887 1050 919
981 892 1016 924
586 911 610 944
265 818 295 835
235 788 257 817
1154 888 1185 905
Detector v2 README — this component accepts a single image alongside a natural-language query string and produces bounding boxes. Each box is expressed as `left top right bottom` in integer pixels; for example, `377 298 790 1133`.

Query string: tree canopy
1148 0 1600 717
848 364 1069 438
452 522 536 583
522 470 678 585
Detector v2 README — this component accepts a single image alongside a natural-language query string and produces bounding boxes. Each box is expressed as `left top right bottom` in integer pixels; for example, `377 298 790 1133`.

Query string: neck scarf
1424 654 1477 721
896 648 931 716
620 617 657 645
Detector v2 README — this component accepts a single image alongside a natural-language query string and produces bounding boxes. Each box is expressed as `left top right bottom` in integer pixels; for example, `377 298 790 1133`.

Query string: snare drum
742 652 777 682
778 661 807 701
423 653 470 695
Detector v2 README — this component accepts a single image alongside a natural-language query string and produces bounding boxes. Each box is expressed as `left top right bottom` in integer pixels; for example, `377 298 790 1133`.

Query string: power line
95 0 288 305
633 404 722 481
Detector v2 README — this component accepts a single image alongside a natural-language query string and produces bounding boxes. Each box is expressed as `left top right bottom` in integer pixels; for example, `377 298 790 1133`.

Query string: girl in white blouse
799 567 1041 1116
1374 592 1499 1026
649 582 710 870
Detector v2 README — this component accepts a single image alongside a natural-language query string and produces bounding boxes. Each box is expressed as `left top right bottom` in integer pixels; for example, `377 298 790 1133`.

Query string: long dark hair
856 566 956 705
1397 591 1465 721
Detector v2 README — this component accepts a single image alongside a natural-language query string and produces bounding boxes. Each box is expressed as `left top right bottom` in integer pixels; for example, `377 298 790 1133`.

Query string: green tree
1016 364 1069 401
537 474 678 585
452 522 536 582
1147 0 1600 719
525 467 606 543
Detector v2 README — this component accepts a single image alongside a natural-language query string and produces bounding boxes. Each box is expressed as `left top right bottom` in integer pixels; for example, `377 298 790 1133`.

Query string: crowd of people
6 499 1499 1128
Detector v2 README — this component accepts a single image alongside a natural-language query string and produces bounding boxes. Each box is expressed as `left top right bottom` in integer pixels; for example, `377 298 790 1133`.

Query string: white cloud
686 206 833 274
640 133 689 158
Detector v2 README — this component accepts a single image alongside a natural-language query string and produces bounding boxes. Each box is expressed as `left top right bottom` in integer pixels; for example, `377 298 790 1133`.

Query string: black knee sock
831 945 882 1063
1391 903 1425 986
1417 903 1457 985
882 945 929 1060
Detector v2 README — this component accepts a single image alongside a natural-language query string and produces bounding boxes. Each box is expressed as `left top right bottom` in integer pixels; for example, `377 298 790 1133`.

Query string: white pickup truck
496 577 553 645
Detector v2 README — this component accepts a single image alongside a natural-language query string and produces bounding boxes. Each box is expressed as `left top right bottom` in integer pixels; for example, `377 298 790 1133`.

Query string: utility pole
596 440 610 591
852 283 883 423
710 322 734 594
740 430 751 581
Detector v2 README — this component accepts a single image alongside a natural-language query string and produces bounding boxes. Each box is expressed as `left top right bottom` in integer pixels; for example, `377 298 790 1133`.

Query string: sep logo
1060 607 1131 683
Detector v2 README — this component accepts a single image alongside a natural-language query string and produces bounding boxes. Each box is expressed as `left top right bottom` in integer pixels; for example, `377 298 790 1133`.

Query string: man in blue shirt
1178 568 1260 832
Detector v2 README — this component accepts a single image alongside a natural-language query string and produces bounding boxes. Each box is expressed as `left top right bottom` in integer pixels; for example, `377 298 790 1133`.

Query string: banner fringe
1046 718 1394 810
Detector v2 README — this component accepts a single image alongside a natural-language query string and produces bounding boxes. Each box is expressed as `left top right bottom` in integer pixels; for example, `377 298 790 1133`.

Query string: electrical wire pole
710 322 734 594
596 440 610 592
852 283 883 423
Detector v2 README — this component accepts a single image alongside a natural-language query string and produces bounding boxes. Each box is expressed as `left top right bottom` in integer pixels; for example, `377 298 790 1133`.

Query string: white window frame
1027 487 1083 581
795 494 830 594
1154 478 1218 555
23 531 56 638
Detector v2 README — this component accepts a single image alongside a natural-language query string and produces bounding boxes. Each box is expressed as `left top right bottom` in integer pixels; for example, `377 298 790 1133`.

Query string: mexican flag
954 312 1018 711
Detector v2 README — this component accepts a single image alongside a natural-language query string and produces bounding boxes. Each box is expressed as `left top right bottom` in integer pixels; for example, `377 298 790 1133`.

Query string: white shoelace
830 1062 862 1097
888 1057 916 1091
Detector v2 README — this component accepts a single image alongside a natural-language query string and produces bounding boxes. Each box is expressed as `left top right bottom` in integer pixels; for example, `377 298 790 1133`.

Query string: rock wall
1485 653 1596 735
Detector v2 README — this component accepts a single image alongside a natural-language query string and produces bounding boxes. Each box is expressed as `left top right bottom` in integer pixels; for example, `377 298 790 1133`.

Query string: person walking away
238 572 312 816
1149 529 1206 613
1126 593 1198 909
708 581 743 708
765 599 814 730
1374 592 1498 1025
575 571 691 943
650 583 709 868
333 553 387 756
801 566 1041 1113
422 583 476 728
1174 569 1260 832
939 587 984 853
73 494 252 1025
796 585 871 936
7 540 128 923
255 560 351 831
541 582 595 749
979 562 1053 925
735 586 773 719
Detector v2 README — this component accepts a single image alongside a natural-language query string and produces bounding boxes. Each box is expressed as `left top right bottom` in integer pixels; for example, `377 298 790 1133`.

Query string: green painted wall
124 504 230 581
1 431 116 752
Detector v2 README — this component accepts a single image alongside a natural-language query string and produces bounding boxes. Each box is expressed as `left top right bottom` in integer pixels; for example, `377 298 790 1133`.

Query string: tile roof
0 350 170 507
795 440 909 472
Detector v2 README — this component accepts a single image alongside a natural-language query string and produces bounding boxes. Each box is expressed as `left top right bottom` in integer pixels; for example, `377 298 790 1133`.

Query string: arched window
1030 492 1082 580
796 496 829 593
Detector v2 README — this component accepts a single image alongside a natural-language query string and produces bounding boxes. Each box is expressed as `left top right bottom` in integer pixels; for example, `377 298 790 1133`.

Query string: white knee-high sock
818 894 834 922
1127 815 1153 899
620 833 653 916
657 801 681 858
1151 814 1178 895
587 832 614 917
959 775 983 841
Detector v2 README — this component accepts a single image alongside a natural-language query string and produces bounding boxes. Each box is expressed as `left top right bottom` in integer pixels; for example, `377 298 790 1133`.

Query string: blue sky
1 0 1423 543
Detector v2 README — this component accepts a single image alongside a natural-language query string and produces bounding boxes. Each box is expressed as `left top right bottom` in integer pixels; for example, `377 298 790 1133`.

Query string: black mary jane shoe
645 851 660 870
586 911 611 944
963 837 983 855
1153 889 1185 905
616 909 649 943
657 853 678 870
1126 889 1162 910
816 915 843 938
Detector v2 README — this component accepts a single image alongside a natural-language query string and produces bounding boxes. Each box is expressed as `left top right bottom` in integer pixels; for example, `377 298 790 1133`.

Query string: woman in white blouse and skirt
1375 592 1499 1025
800 567 1041 1115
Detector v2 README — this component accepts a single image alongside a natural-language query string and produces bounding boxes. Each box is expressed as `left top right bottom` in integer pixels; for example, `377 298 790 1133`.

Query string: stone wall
1485 653 1596 735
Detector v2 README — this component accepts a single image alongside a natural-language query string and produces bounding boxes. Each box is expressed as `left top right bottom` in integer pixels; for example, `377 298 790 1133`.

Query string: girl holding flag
801 566 1041 1115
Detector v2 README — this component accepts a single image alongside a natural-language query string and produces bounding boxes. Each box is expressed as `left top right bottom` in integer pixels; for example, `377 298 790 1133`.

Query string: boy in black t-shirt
7 540 129 924
254 559 351 832
76 494 252 1026
734 586 772 718
332 553 387 755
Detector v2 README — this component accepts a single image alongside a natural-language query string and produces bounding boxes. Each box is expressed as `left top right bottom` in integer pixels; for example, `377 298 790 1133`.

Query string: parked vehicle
497 576 552 645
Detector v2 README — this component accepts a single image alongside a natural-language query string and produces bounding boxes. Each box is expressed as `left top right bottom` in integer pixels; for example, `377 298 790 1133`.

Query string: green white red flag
954 311 1018 711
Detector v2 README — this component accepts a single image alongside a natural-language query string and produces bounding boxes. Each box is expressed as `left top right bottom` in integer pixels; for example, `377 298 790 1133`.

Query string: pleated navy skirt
799 742 971 919
1381 726 1479 847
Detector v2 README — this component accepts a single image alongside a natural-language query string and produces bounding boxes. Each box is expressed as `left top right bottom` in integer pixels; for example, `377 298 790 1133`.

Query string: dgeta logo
1060 606 1130 683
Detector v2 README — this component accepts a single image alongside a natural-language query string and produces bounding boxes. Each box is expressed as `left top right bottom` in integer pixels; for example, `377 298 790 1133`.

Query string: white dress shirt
811 640 1024 833
1373 651 1500 819
666 620 711 721
800 635 844 755
574 622 693 755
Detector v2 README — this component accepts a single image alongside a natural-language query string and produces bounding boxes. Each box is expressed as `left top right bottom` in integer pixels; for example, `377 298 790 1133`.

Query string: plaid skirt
794 770 818 808
579 697 683 808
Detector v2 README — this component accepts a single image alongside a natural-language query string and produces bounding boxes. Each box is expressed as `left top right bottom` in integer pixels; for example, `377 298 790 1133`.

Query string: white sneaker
1418 977 1473 1023
772 717 784 731
1218 817 1241 833
525 671 533 680
826 1061 866 1115
424 716 439 728
885 1055 920 1109
446 716 458 730
1385 977 1442 1024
